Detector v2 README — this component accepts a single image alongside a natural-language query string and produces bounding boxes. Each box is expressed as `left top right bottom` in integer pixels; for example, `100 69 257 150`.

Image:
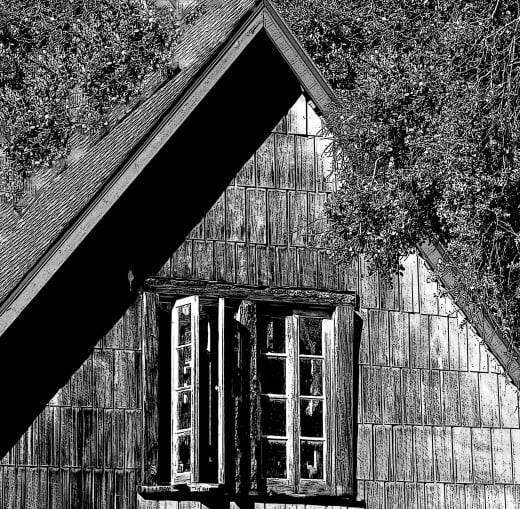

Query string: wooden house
1 1 520 507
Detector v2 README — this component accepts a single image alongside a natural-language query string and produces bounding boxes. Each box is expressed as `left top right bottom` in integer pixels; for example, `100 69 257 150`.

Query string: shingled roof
0 0 336 334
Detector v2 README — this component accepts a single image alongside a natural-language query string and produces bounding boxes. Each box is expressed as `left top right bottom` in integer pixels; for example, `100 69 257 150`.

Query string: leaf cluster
0 0 188 201
276 0 520 352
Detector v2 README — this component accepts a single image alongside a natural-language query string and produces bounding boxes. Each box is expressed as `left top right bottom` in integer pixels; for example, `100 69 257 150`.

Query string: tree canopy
276 0 520 355
0 0 189 201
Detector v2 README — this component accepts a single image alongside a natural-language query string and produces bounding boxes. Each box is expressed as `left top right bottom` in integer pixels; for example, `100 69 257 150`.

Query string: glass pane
263 439 287 478
300 399 323 437
178 304 192 346
177 346 191 388
299 317 322 355
300 359 323 396
261 357 286 394
262 397 286 436
177 390 191 430
177 433 191 473
300 441 323 479
260 316 286 353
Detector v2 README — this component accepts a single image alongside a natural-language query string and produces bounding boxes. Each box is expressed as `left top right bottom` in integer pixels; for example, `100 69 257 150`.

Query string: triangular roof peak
0 0 335 337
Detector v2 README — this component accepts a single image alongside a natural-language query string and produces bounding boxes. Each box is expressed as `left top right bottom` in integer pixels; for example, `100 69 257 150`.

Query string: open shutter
171 296 200 484
328 305 355 496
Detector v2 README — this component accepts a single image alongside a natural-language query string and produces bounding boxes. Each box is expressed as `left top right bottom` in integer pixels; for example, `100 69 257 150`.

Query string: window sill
138 485 365 507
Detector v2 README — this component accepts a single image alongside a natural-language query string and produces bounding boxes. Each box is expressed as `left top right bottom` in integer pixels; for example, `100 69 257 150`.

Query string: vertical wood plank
399 254 420 313
295 136 315 191
417 256 438 315
394 426 413 481
459 371 481 427
486 485 506 509
93 348 114 408
373 425 392 481
315 137 335 193
402 369 422 425
424 483 444 509
429 315 449 370
421 370 441 426
499 375 520 428
492 428 513 483
382 368 402 424
288 191 308 246
362 366 382 424
236 243 248 285
370 310 389 367
466 485 486 509
409 314 430 369
445 483 466 509
472 427 493 483
236 155 255 186
205 194 225 241
256 134 276 188
414 426 433 481
172 240 192 279
441 371 460 426
380 272 399 311
432 426 453 482
360 256 379 309
308 192 327 244
297 248 317 288
276 134 295 189
247 189 267 244
479 373 500 427
192 241 213 280
357 424 373 480
286 95 307 135
226 187 246 242
453 427 472 483
267 190 288 245
389 312 409 367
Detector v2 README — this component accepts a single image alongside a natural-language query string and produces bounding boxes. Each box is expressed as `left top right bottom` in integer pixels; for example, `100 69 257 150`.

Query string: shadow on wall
0 33 303 459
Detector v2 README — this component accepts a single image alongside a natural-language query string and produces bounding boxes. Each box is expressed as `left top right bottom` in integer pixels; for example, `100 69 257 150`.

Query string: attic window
168 293 354 498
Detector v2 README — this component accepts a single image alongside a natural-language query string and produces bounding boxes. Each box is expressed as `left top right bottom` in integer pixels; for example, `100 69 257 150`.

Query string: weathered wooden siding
356 254 520 509
0 300 142 508
166 95 520 509
4 96 520 509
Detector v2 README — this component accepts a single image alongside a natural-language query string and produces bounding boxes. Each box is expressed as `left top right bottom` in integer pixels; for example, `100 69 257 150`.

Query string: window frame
141 282 355 499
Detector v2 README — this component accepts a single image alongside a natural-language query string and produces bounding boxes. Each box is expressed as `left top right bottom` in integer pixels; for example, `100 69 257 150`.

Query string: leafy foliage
0 0 186 201
276 0 520 351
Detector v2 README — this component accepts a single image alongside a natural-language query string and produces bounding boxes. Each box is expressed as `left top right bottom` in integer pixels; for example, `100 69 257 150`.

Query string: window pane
177 346 191 388
299 317 322 355
300 399 323 437
262 397 286 436
177 390 191 430
263 440 287 478
300 359 323 396
260 316 286 353
300 441 323 479
178 304 192 345
177 433 191 473
261 357 286 394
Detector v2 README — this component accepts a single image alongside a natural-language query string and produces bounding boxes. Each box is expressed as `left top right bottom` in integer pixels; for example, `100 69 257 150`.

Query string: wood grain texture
267 190 288 245
332 305 355 496
247 189 267 244
276 134 295 190
441 371 460 426
472 428 493 483
393 426 413 482
257 134 276 188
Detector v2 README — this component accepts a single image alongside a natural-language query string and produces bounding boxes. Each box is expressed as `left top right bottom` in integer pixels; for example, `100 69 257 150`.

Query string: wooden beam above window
144 278 356 307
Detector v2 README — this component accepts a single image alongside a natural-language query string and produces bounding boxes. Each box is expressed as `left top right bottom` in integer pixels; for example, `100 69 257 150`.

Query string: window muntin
169 296 350 496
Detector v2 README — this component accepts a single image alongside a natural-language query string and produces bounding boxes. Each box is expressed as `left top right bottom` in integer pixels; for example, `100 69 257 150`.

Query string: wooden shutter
328 305 355 496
